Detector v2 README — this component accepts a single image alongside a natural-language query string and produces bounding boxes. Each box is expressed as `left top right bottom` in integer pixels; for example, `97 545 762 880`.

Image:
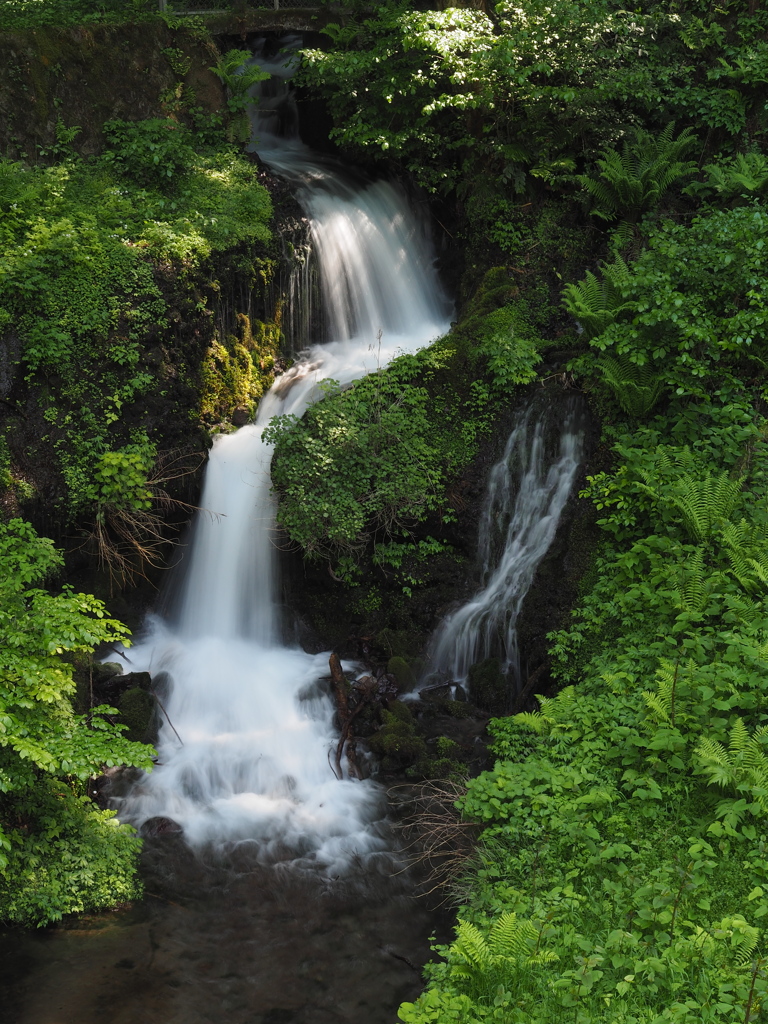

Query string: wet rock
93 661 123 684
231 405 251 426
118 686 156 743
419 684 452 703
387 656 417 693
91 764 145 806
467 657 508 715
122 670 152 692
141 816 183 838
99 669 152 698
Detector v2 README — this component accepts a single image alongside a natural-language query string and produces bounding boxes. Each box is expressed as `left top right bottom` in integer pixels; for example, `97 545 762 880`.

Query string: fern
577 123 698 223
635 449 742 541
671 472 742 542
722 519 768 593
697 719 768 816
693 151 768 202
514 686 577 735
674 547 710 613
643 658 698 730
598 352 665 417
562 257 632 340
452 920 494 977
451 913 557 988
488 912 538 962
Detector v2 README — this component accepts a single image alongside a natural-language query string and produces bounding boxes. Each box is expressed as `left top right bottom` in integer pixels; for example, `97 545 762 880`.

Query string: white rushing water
117 38 450 866
427 399 584 689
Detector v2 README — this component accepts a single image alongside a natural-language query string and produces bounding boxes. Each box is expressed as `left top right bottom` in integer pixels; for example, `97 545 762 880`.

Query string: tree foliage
0 519 154 926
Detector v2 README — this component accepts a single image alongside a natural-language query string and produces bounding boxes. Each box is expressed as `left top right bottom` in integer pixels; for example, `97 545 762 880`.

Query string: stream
1 35 452 1024
0 37 585 1024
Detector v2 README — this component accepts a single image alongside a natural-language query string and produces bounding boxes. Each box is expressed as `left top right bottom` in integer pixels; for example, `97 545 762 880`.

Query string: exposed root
389 778 480 904
79 447 205 589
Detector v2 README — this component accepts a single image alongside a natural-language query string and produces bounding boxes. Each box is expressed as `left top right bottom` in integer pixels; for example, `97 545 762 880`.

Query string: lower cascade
115 41 451 865
427 397 585 690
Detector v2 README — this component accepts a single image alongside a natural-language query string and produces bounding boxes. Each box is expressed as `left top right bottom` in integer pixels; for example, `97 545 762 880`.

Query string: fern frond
675 547 708 612
513 710 549 734
453 920 492 975
577 124 697 222
643 690 672 725
672 472 742 542
720 916 760 968
729 717 751 755
515 687 576 733
538 687 577 723
488 912 538 961
562 261 632 340
698 721 768 812
598 352 665 417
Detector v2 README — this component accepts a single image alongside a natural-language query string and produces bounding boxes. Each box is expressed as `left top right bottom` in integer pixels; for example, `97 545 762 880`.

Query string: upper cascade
114 35 451 868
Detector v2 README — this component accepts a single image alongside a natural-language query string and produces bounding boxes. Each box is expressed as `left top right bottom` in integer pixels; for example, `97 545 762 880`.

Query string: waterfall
116 38 451 867
428 398 585 688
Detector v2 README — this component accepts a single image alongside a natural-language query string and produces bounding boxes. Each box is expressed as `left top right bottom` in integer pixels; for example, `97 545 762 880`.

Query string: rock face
0 23 223 163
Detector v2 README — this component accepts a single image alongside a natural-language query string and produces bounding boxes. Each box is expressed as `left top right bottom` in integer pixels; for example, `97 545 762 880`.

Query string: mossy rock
443 699 475 719
93 661 123 685
367 704 426 771
410 736 466 781
387 656 417 693
468 657 508 716
387 699 415 724
410 755 465 782
118 687 155 744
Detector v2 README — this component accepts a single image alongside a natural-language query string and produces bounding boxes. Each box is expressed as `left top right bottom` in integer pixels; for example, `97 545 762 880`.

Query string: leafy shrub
567 204 768 393
265 344 496 569
0 130 272 525
102 118 198 186
0 0 157 30
0 518 154 926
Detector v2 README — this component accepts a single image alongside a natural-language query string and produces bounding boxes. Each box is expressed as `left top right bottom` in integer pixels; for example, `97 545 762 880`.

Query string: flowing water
0 40 589 1024
427 398 585 689
1 36 454 1024
114 39 451 864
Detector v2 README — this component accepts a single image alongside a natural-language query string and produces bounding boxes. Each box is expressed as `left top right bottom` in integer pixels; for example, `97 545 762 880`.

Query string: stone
141 816 183 838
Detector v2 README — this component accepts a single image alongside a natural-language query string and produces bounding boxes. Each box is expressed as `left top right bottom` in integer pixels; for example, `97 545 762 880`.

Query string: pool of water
1 837 450 1024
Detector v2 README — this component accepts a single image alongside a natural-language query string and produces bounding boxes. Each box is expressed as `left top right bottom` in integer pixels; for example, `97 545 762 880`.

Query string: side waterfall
117 40 450 867
428 398 585 689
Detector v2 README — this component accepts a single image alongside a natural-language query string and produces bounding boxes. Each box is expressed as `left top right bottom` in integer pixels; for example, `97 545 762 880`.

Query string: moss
387 655 417 692
199 311 279 422
443 699 475 719
367 703 427 771
375 626 423 661
387 699 415 725
117 687 155 744
411 738 466 781
468 657 508 716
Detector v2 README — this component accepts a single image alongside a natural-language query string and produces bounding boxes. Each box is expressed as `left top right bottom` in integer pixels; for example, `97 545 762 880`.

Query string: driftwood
330 652 360 780
328 653 398 780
